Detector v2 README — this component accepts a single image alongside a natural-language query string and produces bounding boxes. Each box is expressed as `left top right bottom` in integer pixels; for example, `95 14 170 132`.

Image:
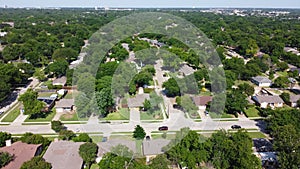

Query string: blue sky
1 0 300 8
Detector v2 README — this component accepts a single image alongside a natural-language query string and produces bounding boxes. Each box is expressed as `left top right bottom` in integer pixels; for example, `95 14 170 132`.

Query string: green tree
277 62 289 71
149 154 170 169
59 130 75 141
273 76 289 88
280 92 290 104
79 142 98 169
133 125 146 140
47 59 69 77
0 132 11 147
20 133 50 148
73 133 92 142
143 99 151 111
20 156 51 169
51 120 64 133
238 83 254 96
111 144 134 158
52 48 78 63
18 89 45 118
162 78 180 97
225 90 248 115
95 88 115 117
0 152 14 168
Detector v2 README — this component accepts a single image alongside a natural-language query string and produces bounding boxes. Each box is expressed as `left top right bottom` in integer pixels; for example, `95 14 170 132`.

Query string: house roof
52 76 67 85
252 95 284 104
127 94 150 108
251 76 272 84
179 64 195 76
142 139 170 156
97 139 136 157
290 95 300 103
43 141 84 169
0 141 41 169
192 96 213 106
290 67 300 74
56 99 74 108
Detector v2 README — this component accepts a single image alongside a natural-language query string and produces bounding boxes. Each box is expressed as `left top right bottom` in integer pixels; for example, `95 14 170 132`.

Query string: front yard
103 108 130 120
244 107 260 117
24 109 56 122
1 104 21 122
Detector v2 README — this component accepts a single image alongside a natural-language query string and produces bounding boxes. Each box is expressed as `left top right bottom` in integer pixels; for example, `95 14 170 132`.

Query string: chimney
5 140 11 147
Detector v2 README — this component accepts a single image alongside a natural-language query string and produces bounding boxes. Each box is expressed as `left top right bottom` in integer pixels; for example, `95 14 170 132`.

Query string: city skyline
1 0 300 9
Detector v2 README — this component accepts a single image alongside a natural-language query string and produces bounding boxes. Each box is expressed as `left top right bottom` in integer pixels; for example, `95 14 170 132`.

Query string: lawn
104 108 130 120
135 140 143 156
277 71 288 77
64 91 79 99
60 113 79 121
244 107 260 117
90 135 103 143
1 105 20 122
247 132 267 138
209 112 235 118
91 164 99 169
109 135 134 141
151 133 176 140
140 110 163 120
24 109 56 122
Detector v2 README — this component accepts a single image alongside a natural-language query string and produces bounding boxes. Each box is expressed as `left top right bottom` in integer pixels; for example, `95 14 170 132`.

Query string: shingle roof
252 76 272 83
142 139 170 156
97 139 136 157
252 95 284 104
290 95 300 103
192 96 213 106
179 64 195 76
0 141 41 169
53 76 67 86
56 99 74 108
127 94 150 108
43 141 84 169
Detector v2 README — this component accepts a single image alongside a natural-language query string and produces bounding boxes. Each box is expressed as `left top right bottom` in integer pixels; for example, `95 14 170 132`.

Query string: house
55 99 75 113
0 32 7 37
37 97 56 111
179 64 195 76
43 141 84 169
289 67 300 76
127 93 150 108
251 76 272 87
252 95 284 108
142 139 171 163
254 152 278 169
52 76 67 86
192 96 213 109
289 95 300 107
0 141 42 169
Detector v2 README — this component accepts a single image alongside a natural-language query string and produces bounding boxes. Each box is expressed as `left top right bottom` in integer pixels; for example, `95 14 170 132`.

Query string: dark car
102 137 108 142
158 126 168 131
145 136 151 140
231 125 242 129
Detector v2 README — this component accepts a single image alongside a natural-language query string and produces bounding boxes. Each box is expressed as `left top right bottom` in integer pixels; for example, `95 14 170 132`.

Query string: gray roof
252 95 284 104
127 94 150 108
56 99 74 108
142 139 170 156
179 64 195 76
53 76 67 85
97 139 136 157
251 76 272 84
290 95 300 103
43 141 84 169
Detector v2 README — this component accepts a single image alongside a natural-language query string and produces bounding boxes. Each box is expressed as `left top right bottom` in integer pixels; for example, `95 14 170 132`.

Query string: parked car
145 136 151 140
102 137 108 142
158 126 168 131
231 125 242 129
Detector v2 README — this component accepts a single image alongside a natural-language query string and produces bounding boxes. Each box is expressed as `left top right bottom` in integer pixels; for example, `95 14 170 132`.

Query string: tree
20 133 50 148
111 144 134 158
149 154 170 169
163 78 180 97
133 125 146 140
238 83 254 96
18 89 45 118
79 142 98 169
180 95 198 117
277 62 289 71
95 88 115 117
52 48 77 63
51 120 64 133
0 132 11 147
59 130 75 141
143 99 151 111
225 90 248 115
0 152 14 168
73 133 92 142
280 92 290 104
20 156 51 169
273 76 289 88
47 59 69 77
134 71 152 87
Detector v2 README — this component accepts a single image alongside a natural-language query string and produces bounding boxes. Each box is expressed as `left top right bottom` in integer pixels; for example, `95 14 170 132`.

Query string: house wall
260 102 268 108
56 108 64 113
274 103 283 108
291 102 297 107
258 82 271 87
198 105 206 110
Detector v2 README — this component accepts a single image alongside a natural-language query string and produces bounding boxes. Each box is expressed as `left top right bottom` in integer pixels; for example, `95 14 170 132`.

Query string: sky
1 0 300 9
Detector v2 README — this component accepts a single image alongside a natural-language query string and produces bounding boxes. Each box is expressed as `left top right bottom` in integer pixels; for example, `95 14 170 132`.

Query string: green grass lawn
60 113 79 121
209 112 235 118
199 91 211 96
140 110 163 120
90 164 99 169
135 140 143 156
109 135 134 141
244 107 260 117
64 91 79 99
104 108 130 120
25 109 56 122
246 132 267 138
151 133 176 140
234 80 254 86
1 105 20 122
277 71 288 77
90 135 104 143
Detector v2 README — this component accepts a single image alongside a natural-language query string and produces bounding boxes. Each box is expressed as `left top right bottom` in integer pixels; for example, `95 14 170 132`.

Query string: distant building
43 141 84 169
55 99 75 113
52 76 67 86
252 95 284 108
254 152 278 169
289 95 300 107
37 97 56 111
0 141 42 169
179 64 195 76
251 76 272 87
192 96 213 110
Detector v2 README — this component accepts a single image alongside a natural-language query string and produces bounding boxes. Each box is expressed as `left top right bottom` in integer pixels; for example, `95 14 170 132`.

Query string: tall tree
79 142 98 169
20 156 51 169
18 89 45 118
133 125 146 140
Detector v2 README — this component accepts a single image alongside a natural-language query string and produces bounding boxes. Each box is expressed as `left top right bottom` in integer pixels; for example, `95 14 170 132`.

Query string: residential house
254 152 278 169
179 64 195 76
55 99 75 113
252 95 284 108
0 141 42 169
142 139 171 163
192 96 213 110
251 76 272 87
289 67 300 76
52 76 67 86
43 141 84 169
289 95 300 107
127 94 150 108
37 97 56 112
